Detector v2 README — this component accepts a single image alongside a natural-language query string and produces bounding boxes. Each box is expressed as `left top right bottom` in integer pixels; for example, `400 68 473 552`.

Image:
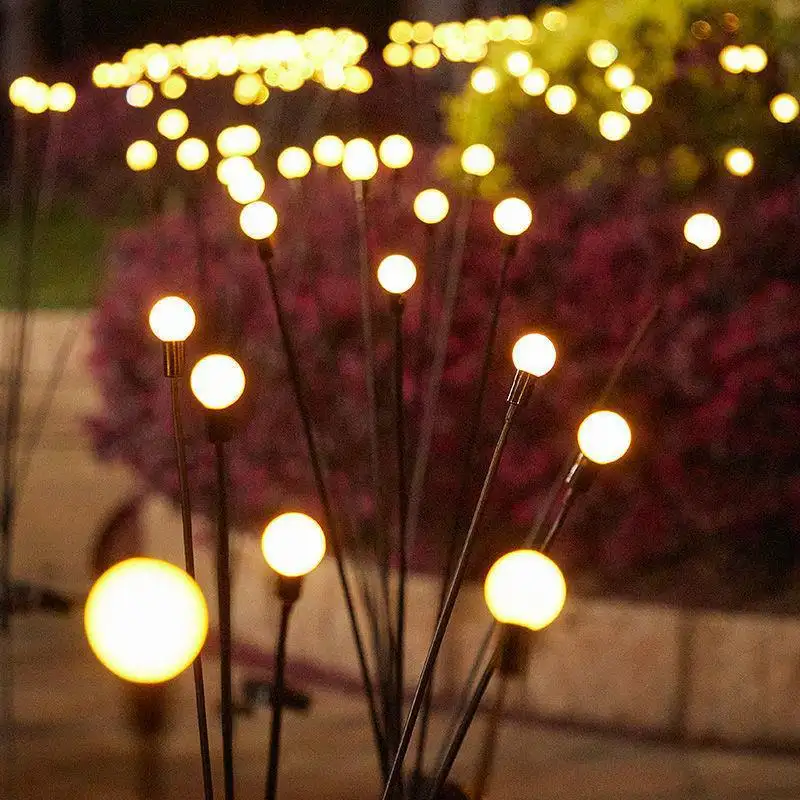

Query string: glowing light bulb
413 189 450 225
683 212 721 250
313 135 345 167
126 140 158 171
724 147 754 177
542 9 568 32
512 333 556 376
621 85 652 114
92 63 112 88
587 40 618 68
742 44 767 73
157 108 189 140
577 410 632 464
23 82 49 113
126 81 154 107
379 135 413 169
227 169 265 204
84 558 208 684
176 138 208 171
605 64 634 90
770 94 799 124
504 51 532 77
389 20 414 45
411 43 441 69
377 254 417 295
506 15 534 42
234 72 264 104
521 68 549 96
383 42 413 67
484 550 566 631
48 82 76 112
216 156 254 185
470 66 499 94
149 296 196 342
190 354 245 410
145 52 171 82
412 20 435 44
545 84 576 115
261 513 326 578
235 125 261 156
344 66 373 94
598 110 631 141
277 146 312 179
240 201 278 240
161 74 187 99
460 143 495 176
493 197 533 236
719 45 745 74
9 76 36 107
342 138 378 181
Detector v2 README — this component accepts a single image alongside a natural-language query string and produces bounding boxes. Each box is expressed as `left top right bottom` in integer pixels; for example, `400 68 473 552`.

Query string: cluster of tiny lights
126 140 158 171
261 513 326 578
85 558 208 684
149 296 196 342
8 77 76 113
484 550 567 631
379 135 414 169
377 255 417 295
385 15 535 67
461 144 495 176
313 135 345 167
718 44 768 74
190 354 246 410
342 138 378 181
493 197 532 236
683 213 722 250
240 201 278 240
278 146 312 179
577 410 632 464
91 29 371 95
771 94 799 124
414 189 450 225
511 333 557 377
725 147 754 176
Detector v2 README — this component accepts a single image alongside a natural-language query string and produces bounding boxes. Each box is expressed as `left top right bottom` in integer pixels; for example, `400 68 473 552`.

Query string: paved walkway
2 615 800 800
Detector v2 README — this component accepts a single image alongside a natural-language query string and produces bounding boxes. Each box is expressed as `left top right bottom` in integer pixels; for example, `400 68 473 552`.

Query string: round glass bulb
521 68 549 96
724 147 754 177
512 333 556 376
493 197 533 236
149 296 196 342
342 138 378 181
460 143 495 177
505 51 532 77
24 82 50 114
484 550 566 631
84 557 208 684
313 135 345 167
227 170 265 204
743 44 767 73
161 74 187 99
379 135 414 169
277 146 312 179
235 125 261 156
587 39 618 68
411 43 440 69
126 81 154 108
240 201 278 240
683 212 721 250
770 94 799 124
383 42 413 67
577 409 632 464
621 86 652 115
598 110 631 141
9 76 36 107
261 512 326 578
126 140 158 171
414 188 449 225
48 82 76 112
176 138 209 171
377 254 417 295
217 155 255 185
545 84 576 115
470 66 498 94
605 64 634 90
719 45 745 74
157 108 189 140
190 354 246 410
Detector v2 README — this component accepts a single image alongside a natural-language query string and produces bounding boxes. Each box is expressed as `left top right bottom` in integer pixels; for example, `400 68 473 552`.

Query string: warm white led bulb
460 143 495 176
190 354 246 410
126 140 158 171
379 135 414 169
227 170 266 204
377 255 417 295
277 146 312 179
545 84 576 115
413 189 450 225
176 138 209 171
512 333 556 376
493 197 533 236
683 212 721 250
342 138 378 181
157 108 189 140
724 147 754 177
313 135 345 167
598 110 631 141
149 296 196 342
261 512 326 578
239 201 278 240
577 410 632 464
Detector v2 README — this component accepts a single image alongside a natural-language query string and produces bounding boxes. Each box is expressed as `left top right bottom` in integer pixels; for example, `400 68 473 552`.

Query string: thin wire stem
380 402 519 800
170 377 214 800
470 663 509 800
264 599 293 800
213 440 235 800
413 237 516 783
258 243 389 777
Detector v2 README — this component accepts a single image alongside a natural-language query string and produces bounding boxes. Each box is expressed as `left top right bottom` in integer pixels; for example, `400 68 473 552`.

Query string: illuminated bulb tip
126 140 158 171
239 201 278 241
683 212 722 250
605 64 634 90
505 51 532 77
227 169 265 204
377 255 416 295
9 76 36 106
342 138 378 181
261 512 326 578
484 550 566 631
84 558 208 683
157 108 189 140
512 333 556 376
724 147 754 177
770 94 799 124
413 188 450 225
545 84 576 115
621 86 652 114
48 82 76 112
719 45 745 74
587 39 618 68
176 138 209 171
379 135 414 169
460 143 495 177
190 354 246 410
493 197 532 236
277 146 312 179
313 135 345 167
577 410 632 464
598 111 631 141
149 296 196 342
521 68 549 96
470 66 499 94
126 81 154 108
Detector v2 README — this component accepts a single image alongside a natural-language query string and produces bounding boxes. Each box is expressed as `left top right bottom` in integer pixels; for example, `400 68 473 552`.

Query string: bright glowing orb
149 296 196 342
379 135 414 169
190 354 246 410
493 197 533 236
377 254 417 295
239 201 278 241
511 333 556 376
577 410 632 464
413 189 450 225
261 513 326 578
683 212 722 250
